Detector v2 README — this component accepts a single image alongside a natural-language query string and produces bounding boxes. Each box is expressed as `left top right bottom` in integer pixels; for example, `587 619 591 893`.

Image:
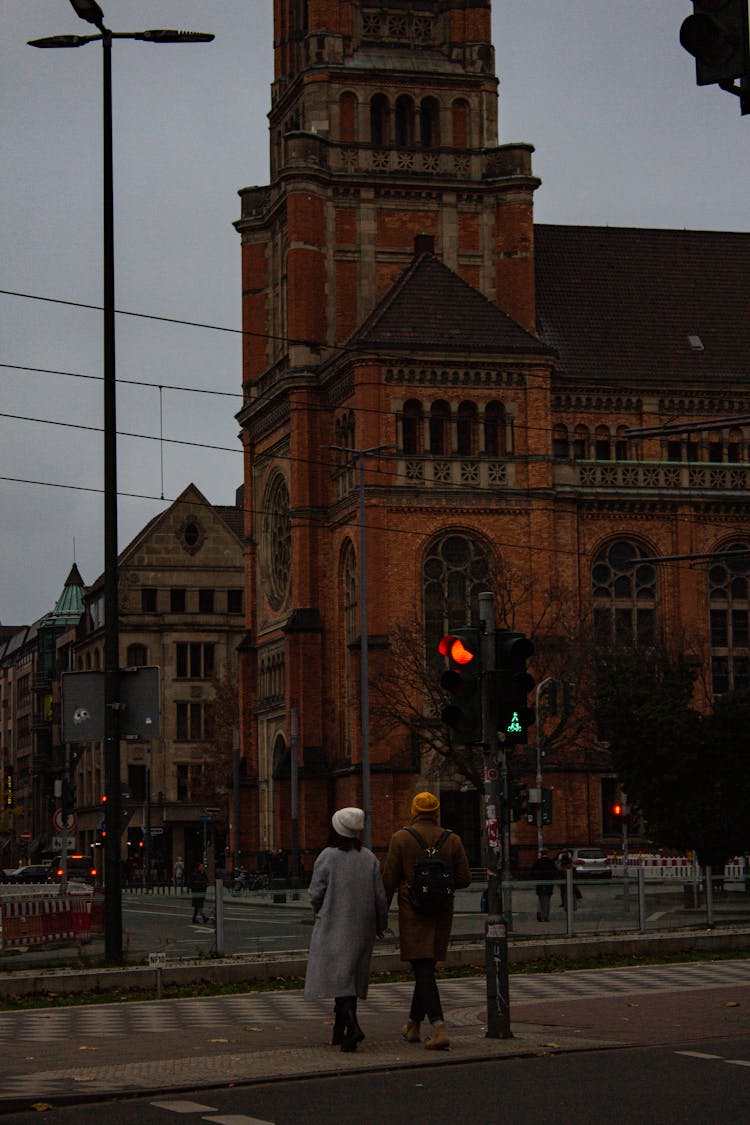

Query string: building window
709 543 750 695
457 401 478 457
484 402 505 457
423 534 491 666
176 643 215 679
572 425 589 460
614 427 629 461
263 473 292 611
401 399 423 454
342 538 358 645
592 540 657 648
429 401 451 455
176 763 189 801
141 587 157 613
176 701 214 741
128 763 146 802
552 424 569 459
339 91 356 143
419 97 439 147
594 426 611 461
198 588 215 614
227 588 243 614
394 94 414 147
370 94 389 145
126 644 148 667
170 588 186 613
451 98 469 147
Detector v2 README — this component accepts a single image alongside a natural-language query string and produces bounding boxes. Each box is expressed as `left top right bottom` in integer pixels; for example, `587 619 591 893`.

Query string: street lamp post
329 444 394 849
30 1 213 963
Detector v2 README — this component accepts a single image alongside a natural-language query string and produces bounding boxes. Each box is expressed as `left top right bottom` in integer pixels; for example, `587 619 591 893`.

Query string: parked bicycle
231 868 270 894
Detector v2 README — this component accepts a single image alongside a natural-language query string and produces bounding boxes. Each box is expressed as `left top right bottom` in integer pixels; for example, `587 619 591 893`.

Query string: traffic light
508 781 529 821
612 802 624 818
680 1 750 86
438 628 483 744
494 630 535 745
61 777 76 816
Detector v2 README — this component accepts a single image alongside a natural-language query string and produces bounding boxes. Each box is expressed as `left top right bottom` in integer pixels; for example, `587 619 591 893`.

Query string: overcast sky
2 1 749 626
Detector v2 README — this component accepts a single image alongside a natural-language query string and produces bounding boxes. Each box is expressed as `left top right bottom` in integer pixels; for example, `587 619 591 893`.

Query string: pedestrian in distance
174 856 185 889
556 847 582 910
304 807 388 1052
381 791 472 1051
189 861 209 924
531 849 556 922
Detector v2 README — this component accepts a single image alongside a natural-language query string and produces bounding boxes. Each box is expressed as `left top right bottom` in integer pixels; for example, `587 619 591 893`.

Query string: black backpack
405 826 455 915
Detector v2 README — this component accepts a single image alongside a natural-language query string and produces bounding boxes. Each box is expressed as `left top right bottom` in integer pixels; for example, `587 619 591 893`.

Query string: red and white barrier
0 891 94 949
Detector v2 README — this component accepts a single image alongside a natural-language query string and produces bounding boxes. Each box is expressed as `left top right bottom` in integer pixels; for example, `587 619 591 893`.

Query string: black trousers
409 958 444 1024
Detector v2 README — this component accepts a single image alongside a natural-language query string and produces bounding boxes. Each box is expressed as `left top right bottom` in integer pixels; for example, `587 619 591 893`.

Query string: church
233 0 750 868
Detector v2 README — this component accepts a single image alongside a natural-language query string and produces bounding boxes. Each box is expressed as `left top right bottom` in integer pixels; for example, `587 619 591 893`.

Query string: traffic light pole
479 592 512 1039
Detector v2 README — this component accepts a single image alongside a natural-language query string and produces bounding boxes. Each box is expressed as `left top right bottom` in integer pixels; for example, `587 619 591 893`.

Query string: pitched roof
534 224 750 386
346 250 553 357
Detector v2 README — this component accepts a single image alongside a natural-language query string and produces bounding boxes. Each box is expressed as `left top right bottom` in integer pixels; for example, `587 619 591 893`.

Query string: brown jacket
381 812 472 962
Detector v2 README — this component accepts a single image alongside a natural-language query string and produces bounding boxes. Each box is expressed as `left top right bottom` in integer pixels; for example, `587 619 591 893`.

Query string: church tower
235 1 552 861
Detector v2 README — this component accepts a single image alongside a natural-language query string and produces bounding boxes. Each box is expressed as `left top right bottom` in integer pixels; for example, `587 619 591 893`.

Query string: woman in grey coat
304 807 388 1052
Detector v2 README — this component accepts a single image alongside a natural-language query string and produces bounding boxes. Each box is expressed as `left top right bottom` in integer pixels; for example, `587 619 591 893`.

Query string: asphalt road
122 893 311 957
2 1039 748 1124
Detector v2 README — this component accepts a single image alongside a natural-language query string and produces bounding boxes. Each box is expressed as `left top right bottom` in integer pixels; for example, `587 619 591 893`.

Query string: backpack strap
404 825 452 856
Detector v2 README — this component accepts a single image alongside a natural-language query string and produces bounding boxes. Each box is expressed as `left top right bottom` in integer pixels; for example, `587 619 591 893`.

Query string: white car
570 847 612 878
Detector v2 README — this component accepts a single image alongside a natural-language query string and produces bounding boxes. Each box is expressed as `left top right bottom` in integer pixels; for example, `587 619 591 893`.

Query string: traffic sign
52 835 76 851
148 952 167 968
53 807 77 832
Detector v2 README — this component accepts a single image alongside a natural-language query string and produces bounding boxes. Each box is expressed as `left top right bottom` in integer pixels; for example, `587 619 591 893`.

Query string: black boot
340 997 364 1053
332 1000 345 1046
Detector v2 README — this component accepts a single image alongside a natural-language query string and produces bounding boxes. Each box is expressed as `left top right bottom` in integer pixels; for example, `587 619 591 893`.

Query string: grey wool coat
381 812 472 963
304 845 388 1000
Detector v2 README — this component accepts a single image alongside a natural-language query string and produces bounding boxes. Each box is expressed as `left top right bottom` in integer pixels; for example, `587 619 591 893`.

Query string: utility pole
329 443 394 849
479 591 512 1039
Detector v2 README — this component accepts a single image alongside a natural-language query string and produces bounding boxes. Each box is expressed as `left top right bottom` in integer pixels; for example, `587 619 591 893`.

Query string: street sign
51 835 76 851
62 666 161 741
20 831 31 841
148 952 166 968
52 808 77 832
148 827 164 835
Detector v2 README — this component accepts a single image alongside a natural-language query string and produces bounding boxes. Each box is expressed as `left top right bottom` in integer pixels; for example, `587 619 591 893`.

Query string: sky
2 1 749 626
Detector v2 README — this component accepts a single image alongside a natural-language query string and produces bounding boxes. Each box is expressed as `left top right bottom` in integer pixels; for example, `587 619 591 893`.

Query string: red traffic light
613 803 623 817
438 635 475 665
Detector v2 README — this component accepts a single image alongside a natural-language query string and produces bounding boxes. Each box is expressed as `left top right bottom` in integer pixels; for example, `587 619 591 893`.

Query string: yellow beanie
411 791 440 817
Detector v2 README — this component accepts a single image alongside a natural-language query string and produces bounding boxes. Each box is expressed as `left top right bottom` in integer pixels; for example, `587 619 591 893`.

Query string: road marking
726 1059 750 1067
203 1117 275 1124
675 1051 723 1059
151 1101 218 1113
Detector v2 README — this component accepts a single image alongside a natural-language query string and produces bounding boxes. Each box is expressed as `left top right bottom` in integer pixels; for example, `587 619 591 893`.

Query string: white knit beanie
332 807 365 838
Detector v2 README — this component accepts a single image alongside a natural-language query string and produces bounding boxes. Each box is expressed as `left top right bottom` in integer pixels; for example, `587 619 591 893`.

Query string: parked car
50 855 98 884
569 847 612 878
6 864 52 884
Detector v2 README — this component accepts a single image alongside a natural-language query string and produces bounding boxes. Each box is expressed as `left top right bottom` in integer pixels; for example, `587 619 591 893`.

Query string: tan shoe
424 1022 450 1050
401 1019 421 1043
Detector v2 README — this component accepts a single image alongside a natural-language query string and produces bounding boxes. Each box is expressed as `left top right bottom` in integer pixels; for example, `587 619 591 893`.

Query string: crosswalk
0 958 748 1043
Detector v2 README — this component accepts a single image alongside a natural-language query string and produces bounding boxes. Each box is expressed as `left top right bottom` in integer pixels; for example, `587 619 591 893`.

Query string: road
121 892 311 957
2 1040 748 1124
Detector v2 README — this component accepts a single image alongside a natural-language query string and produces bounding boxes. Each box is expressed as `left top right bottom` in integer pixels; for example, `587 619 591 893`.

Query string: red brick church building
233 0 750 867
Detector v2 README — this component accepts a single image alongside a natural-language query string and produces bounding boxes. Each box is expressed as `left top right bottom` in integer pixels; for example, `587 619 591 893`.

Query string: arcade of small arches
337 91 472 150
394 399 512 457
554 422 747 464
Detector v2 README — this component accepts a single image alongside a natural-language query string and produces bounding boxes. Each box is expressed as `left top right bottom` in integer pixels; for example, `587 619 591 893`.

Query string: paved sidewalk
0 975 616 1112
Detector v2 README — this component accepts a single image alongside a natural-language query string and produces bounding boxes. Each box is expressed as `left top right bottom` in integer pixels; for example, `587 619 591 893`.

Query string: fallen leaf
78 1045 97 1051
244 1026 263 1032
30 1104 53 1113
626 1003 639 1008
725 1001 740 1008
542 1042 560 1048
209 1037 229 1043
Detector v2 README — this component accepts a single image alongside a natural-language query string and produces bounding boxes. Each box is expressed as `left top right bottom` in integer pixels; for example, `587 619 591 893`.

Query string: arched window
451 98 469 147
263 473 292 611
342 538 358 646
370 94 389 145
728 428 743 463
402 399 423 455
429 401 451 456
484 401 505 457
419 97 440 147
573 425 590 460
423 534 491 664
591 541 657 648
552 424 569 459
126 643 148 667
271 732 288 779
614 426 630 461
708 543 750 694
339 91 356 143
594 426 611 461
457 401 478 457
394 94 414 147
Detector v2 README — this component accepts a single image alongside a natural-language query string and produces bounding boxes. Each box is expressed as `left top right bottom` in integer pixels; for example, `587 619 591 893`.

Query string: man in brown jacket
381 791 472 1050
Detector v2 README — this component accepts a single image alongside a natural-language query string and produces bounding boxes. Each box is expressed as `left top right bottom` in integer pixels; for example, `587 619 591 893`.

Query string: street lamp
29 2 213 964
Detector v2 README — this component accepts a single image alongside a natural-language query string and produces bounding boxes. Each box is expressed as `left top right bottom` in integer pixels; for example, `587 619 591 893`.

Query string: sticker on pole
148 952 167 968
